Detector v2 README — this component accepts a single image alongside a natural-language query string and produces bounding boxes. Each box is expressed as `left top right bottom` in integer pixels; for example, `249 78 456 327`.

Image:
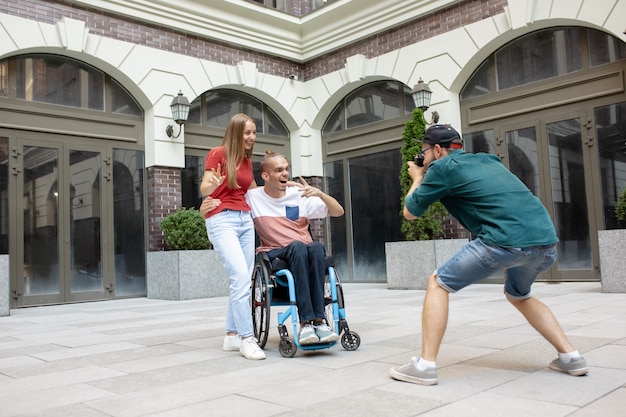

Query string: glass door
15 138 112 306
500 111 600 281
544 114 597 278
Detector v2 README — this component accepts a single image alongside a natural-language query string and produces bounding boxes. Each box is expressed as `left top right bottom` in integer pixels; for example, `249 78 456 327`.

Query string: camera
414 153 425 167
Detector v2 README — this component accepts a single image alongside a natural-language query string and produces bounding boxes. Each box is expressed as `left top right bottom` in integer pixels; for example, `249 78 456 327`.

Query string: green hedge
159 208 212 250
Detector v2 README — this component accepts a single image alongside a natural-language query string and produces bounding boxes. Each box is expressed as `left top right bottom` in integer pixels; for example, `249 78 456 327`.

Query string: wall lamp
411 78 439 124
166 90 191 138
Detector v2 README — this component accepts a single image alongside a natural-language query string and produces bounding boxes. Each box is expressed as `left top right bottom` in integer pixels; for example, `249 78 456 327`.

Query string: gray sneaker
298 323 319 345
549 356 589 376
389 357 438 385
314 323 340 343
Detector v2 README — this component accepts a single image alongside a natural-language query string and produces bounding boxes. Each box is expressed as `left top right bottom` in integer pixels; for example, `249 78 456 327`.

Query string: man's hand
199 196 221 217
295 176 344 216
296 176 323 198
407 160 426 182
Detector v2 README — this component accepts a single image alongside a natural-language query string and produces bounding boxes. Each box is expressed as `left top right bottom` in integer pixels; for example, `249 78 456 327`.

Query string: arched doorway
0 54 146 306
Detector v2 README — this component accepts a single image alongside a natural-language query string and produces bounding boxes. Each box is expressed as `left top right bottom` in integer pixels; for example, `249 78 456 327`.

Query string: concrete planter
0 255 8 316
147 250 229 300
385 239 467 290
598 229 626 293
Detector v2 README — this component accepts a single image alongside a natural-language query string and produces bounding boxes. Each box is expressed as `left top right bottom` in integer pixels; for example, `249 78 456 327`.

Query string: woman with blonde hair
201 113 265 360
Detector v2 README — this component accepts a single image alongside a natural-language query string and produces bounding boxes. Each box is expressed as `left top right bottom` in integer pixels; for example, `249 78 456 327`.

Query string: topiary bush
399 108 447 240
159 208 212 250
616 186 626 223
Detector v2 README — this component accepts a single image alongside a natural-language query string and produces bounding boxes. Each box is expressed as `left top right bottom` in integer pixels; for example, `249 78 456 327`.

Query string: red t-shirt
204 147 253 218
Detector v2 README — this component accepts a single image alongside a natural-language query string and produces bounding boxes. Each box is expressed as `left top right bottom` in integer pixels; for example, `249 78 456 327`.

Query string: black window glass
348 149 403 281
15 55 105 110
589 29 626 67
267 107 288 136
205 90 263 130
595 102 626 229
345 81 401 129
496 28 582 90
187 98 201 125
461 60 491 100
111 79 142 116
323 102 343 134
0 137 7 254
463 130 496 154
182 155 204 210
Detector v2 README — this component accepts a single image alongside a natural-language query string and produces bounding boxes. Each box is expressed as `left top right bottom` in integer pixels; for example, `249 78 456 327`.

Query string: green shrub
616 186 626 223
399 108 447 240
159 208 212 250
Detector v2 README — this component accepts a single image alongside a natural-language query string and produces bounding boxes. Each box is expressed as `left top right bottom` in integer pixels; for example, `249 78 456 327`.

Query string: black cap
423 124 461 148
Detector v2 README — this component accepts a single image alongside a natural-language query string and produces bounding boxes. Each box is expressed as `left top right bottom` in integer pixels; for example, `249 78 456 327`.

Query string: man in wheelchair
246 151 345 346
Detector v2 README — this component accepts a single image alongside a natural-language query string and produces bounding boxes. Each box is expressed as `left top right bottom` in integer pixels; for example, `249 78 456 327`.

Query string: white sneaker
240 337 266 360
222 335 240 351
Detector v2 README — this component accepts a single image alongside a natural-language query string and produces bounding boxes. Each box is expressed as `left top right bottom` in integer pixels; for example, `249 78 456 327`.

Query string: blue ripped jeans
205 210 255 337
436 238 558 299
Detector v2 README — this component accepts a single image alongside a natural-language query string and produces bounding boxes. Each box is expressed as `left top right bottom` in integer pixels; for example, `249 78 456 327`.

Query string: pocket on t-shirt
285 206 299 221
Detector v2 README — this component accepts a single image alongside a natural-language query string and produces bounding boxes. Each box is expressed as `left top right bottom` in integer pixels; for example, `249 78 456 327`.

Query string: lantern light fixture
166 90 191 138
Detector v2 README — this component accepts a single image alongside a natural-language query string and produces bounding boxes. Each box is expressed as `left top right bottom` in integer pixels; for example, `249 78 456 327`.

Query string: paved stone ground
0 282 625 416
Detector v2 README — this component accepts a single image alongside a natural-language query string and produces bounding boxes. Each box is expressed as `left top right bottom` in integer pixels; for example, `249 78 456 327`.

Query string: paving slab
1 282 625 416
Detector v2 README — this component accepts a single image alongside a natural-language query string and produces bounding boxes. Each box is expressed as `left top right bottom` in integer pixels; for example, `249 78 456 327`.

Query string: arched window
1 54 142 116
461 27 626 100
323 81 414 134
187 89 288 137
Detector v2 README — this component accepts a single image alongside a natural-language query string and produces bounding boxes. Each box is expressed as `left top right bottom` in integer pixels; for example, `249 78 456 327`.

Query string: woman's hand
200 196 221 217
200 163 226 196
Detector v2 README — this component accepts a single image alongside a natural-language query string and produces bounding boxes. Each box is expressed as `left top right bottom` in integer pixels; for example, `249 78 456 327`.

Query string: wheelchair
251 251 361 357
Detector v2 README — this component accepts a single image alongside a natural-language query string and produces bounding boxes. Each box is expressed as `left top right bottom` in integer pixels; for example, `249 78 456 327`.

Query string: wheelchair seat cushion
270 255 334 273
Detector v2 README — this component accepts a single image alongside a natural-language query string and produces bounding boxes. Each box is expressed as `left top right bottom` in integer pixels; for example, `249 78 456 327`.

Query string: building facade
1 0 625 307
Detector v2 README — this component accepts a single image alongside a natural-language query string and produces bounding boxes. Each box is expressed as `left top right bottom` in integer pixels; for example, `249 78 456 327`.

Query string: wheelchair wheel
279 338 297 357
251 261 270 348
341 331 360 351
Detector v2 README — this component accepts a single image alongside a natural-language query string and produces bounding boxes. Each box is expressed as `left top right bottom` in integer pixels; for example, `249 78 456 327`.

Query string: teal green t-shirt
404 150 558 247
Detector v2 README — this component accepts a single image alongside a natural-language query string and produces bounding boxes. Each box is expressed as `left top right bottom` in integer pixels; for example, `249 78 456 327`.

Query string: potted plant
159 208 212 250
598 185 626 293
386 108 466 290
147 208 229 300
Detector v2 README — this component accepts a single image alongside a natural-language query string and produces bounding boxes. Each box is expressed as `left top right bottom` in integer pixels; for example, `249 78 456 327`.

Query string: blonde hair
220 113 256 189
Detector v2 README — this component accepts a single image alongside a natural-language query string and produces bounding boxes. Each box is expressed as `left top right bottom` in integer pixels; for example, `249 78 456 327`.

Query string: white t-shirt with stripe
246 186 328 253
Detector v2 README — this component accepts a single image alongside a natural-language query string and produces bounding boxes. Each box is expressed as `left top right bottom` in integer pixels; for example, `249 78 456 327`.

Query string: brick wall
441 215 469 240
303 0 507 79
148 166 182 251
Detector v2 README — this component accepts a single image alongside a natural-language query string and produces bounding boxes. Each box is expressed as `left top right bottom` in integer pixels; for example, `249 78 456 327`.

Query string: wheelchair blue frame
273 265 343 352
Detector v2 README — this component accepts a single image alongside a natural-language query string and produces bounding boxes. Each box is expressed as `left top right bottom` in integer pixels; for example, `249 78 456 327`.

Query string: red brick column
148 166 182 251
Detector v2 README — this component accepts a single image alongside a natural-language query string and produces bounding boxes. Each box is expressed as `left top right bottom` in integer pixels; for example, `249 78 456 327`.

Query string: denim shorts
436 238 558 299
